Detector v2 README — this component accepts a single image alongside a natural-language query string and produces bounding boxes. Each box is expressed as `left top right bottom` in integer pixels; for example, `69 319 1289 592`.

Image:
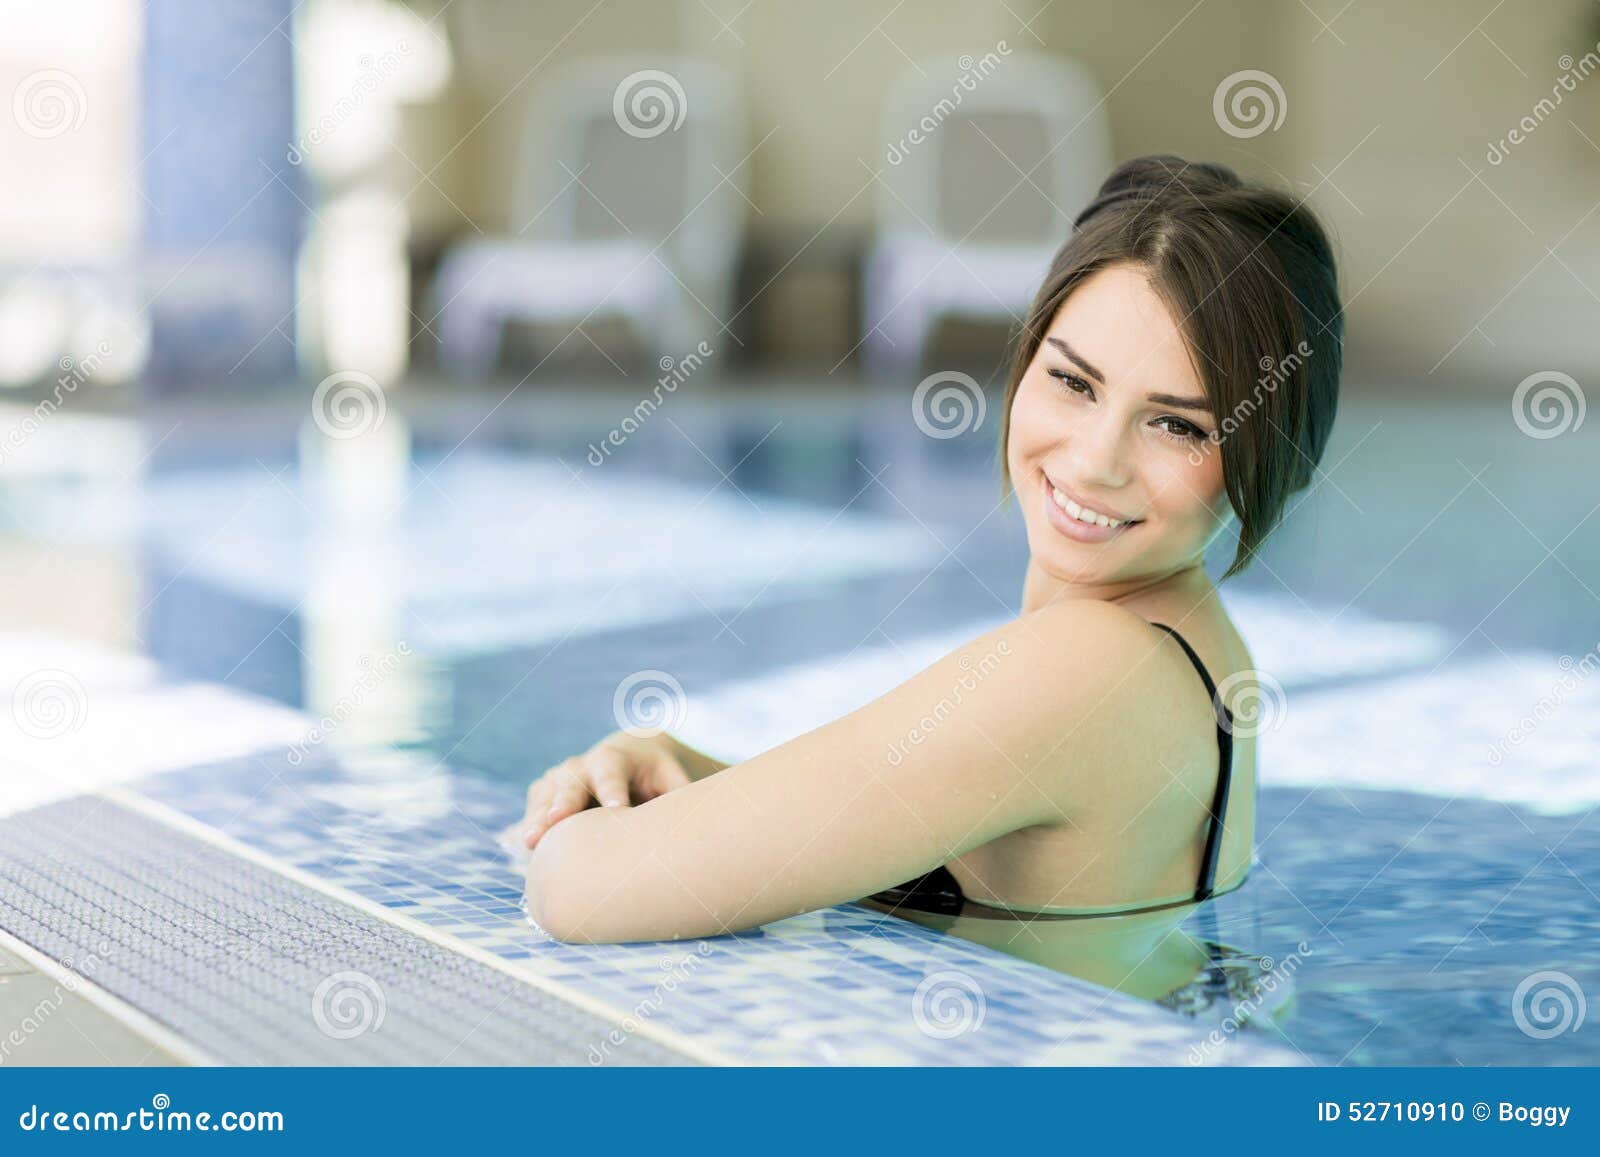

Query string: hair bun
1073 154 1244 229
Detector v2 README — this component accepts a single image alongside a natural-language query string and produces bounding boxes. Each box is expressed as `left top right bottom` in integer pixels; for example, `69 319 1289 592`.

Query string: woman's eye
1045 368 1209 443
1047 368 1093 396
1153 416 1207 441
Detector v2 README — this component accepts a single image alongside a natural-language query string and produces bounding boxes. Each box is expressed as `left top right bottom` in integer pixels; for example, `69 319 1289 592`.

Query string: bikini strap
1148 622 1234 902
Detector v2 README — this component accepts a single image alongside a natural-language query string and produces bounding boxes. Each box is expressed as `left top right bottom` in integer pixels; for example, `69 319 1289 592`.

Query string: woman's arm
505 730 732 851
524 598 1185 943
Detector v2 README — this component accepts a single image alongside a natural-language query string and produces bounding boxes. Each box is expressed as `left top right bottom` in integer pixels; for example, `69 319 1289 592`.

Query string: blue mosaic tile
130 746 1303 1066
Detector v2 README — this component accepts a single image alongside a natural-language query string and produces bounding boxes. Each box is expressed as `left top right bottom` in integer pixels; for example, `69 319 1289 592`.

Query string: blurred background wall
398 0 1600 384
1 0 1597 397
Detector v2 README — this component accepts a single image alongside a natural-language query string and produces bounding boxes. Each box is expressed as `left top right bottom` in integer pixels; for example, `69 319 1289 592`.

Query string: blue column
139 0 303 393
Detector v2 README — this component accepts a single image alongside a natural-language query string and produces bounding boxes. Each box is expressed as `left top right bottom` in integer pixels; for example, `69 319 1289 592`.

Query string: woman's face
1006 262 1233 588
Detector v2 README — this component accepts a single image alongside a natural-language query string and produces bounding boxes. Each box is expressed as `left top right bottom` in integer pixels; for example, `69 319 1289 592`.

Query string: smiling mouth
1044 476 1142 530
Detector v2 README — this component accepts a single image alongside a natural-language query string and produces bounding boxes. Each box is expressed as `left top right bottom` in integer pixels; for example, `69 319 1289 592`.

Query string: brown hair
998 154 1342 579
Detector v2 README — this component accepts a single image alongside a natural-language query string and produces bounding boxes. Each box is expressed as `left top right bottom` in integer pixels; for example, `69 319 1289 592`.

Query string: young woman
503 154 1342 1005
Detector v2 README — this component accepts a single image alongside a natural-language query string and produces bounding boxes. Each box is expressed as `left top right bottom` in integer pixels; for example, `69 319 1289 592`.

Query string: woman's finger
642 755 691 800
524 759 572 812
522 777 551 816
518 766 565 827
519 812 557 849
508 779 551 846
544 767 592 824
584 745 633 808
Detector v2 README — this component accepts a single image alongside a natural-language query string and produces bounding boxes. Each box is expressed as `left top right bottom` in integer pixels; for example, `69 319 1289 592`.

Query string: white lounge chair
862 52 1112 375
431 56 745 376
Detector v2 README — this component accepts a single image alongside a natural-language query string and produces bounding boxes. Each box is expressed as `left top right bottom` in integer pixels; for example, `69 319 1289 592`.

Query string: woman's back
861 587 1259 1001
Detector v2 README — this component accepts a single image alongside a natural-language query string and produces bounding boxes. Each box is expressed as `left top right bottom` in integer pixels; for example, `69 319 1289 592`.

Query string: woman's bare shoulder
1006 596 1178 675
1000 596 1233 778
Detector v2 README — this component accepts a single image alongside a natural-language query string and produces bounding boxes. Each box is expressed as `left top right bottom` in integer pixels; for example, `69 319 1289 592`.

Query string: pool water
2 382 1596 1065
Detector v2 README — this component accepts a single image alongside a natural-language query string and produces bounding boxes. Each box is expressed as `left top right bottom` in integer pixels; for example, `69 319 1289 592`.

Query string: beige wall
1270 0 1600 385
418 0 1282 227
404 0 1600 387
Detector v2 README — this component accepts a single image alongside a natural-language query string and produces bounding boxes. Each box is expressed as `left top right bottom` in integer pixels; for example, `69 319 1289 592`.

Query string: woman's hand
505 731 707 851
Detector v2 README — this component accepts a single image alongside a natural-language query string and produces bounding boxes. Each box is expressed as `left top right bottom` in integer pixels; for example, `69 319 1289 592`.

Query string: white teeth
1050 486 1127 529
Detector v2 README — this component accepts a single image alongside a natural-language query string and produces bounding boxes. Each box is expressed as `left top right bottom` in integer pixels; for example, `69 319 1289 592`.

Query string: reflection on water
297 409 428 750
861 888 1300 1046
1155 939 1298 1032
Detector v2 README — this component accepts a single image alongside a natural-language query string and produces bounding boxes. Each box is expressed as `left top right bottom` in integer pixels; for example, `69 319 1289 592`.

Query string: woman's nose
1063 409 1132 488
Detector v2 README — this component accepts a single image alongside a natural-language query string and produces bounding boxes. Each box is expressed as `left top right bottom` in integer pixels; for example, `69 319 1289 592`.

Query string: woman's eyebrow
1044 336 1103 383
1045 335 1211 413
1145 391 1213 413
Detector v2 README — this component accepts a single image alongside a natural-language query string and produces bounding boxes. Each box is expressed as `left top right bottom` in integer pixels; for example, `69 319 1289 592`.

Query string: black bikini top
864 621 1239 920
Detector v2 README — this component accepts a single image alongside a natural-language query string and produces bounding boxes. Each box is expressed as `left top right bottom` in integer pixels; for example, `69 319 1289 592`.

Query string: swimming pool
1 385 1595 1065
